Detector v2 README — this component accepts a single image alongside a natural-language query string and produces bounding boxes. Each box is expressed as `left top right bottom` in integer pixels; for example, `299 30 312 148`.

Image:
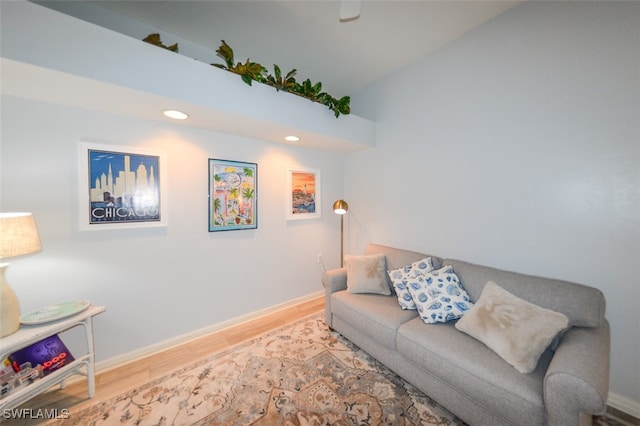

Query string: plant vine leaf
143 33 178 52
265 65 297 92
215 40 235 69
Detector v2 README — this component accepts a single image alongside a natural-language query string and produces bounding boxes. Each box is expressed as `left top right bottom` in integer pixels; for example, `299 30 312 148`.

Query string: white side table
0 305 105 411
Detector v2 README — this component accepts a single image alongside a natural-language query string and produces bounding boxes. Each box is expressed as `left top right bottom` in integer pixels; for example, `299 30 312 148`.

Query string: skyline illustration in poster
87 149 161 224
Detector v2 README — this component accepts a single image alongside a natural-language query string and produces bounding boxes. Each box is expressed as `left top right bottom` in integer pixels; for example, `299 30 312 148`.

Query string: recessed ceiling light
284 135 300 142
163 109 189 120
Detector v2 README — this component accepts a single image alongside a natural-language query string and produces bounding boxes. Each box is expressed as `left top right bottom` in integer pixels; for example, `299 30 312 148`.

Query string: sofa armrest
321 268 347 327
544 320 610 426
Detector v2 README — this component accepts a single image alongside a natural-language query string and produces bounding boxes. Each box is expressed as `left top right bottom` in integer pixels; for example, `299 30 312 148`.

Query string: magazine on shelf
8 334 74 376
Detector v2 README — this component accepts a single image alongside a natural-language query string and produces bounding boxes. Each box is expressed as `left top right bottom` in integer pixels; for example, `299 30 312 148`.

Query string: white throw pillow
345 254 391 295
455 281 569 374
388 257 436 310
407 265 473 324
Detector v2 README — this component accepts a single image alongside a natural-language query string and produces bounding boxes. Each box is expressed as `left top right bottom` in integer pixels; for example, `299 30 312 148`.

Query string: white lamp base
0 263 21 337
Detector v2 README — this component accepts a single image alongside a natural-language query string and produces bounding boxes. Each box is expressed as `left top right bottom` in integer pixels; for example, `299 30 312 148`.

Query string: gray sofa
322 243 610 426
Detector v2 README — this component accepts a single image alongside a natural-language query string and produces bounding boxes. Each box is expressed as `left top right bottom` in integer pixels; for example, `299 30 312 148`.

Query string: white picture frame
285 167 321 220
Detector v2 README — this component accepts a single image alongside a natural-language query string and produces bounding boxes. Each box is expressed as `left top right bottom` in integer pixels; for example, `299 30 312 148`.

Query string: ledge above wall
0 1 375 153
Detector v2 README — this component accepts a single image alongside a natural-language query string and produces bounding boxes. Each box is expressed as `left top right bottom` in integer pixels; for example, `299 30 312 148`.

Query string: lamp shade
0 212 42 259
333 199 349 215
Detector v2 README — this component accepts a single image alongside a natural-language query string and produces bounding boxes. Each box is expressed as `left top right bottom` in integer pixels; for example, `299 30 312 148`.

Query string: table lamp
0 212 42 337
332 200 348 267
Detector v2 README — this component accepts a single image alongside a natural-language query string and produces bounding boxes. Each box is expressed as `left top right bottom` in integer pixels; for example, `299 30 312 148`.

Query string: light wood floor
2 296 324 425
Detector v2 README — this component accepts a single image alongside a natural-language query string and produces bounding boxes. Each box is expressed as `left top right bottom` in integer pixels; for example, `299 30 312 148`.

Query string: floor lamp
332 200 348 267
0 212 42 337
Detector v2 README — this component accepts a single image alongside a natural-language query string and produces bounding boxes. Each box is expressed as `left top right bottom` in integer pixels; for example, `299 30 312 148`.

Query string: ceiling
36 0 521 97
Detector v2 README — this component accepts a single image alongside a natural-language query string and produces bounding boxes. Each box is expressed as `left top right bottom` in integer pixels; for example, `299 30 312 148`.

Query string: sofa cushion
331 291 416 350
345 253 391 295
397 317 549 424
443 259 606 327
406 265 474 324
455 281 569 374
388 257 437 310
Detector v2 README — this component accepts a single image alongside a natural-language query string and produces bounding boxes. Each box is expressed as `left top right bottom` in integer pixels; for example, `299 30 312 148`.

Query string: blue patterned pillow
407 265 474 324
388 257 436 310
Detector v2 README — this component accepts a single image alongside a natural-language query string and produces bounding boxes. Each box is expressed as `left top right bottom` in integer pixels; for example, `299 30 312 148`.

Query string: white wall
1 95 344 362
349 0 639 410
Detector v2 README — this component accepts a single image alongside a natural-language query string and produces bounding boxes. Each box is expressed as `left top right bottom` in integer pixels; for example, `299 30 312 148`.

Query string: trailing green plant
213 40 350 118
143 35 350 118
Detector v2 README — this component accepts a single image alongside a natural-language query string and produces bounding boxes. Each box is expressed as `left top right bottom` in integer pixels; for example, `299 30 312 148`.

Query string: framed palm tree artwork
208 159 257 232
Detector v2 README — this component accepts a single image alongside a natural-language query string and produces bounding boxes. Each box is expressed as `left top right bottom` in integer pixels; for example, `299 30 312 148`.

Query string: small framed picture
209 159 257 232
79 142 168 230
286 167 321 220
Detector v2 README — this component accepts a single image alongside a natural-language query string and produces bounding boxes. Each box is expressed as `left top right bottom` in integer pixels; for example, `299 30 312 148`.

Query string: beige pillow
345 254 391 295
455 281 569 374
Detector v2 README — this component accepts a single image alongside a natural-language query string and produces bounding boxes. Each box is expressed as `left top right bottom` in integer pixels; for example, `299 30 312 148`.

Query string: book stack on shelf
0 334 74 399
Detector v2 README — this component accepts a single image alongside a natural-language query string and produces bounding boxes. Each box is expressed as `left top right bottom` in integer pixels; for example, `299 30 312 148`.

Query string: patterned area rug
45 314 630 426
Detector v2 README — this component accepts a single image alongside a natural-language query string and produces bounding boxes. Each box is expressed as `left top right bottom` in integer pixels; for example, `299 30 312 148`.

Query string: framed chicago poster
286 167 321 220
78 142 168 230
209 159 257 232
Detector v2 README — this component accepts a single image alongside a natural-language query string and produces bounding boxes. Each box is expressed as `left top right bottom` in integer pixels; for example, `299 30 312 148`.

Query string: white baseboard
95 291 324 373
608 392 640 419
